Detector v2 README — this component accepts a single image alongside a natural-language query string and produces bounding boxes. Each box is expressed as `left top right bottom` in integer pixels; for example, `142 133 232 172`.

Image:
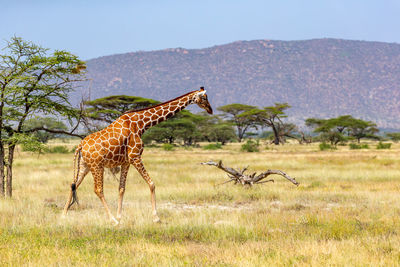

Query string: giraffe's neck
132 92 196 134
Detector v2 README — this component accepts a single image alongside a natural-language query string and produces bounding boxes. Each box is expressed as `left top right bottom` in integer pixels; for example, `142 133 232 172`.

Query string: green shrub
376 142 391 149
21 142 45 153
162 143 175 151
144 143 159 148
319 142 335 151
386 132 400 142
203 143 222 150
241 140 259 152
46 146 70 154
361 143 369 149
349 143 369 150
349 143 360 149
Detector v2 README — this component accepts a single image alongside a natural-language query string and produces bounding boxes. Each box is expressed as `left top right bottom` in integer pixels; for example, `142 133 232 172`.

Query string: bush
162 143 175 151
203 143 222 150
145 143 159 148
241 140 259 152
361 143 369 149
386 132 400 142
21 142 46 153
319 142 335 151
349 143 369 150
376 142 391 149
46 146 70 154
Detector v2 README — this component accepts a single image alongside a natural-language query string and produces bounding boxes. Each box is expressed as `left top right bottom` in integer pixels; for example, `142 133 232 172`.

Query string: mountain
81 38 400 129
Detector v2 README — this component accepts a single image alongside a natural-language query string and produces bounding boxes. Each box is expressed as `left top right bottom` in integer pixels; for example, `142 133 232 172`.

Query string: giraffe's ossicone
62 87 213 224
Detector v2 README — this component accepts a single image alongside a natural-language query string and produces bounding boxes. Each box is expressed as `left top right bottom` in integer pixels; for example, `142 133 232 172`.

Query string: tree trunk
0 91 4 197
237 124 249 143
279 136 286 144
271 124 280 145
6 144 15 198
0 142 4 197
185 137 193 146
237 129 243 143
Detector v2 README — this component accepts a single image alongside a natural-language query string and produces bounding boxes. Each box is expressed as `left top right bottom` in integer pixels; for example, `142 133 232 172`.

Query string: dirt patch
159 202 256 212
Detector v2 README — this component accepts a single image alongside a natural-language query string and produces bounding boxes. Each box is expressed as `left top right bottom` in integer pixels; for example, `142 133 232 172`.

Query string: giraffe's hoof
116 216 123 224
153 216 161 223
111 217 119 226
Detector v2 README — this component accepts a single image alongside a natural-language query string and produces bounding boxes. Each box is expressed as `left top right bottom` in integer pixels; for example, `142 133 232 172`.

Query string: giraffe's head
194 87 213 114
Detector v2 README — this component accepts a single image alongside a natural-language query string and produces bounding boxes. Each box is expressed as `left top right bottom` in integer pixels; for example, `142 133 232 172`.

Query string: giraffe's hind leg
91 166 119 225
131 157 160 223
62 161 90 216
116 163 130 222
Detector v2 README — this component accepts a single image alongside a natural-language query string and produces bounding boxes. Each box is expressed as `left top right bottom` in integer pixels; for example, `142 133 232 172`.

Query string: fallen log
201 160 299 187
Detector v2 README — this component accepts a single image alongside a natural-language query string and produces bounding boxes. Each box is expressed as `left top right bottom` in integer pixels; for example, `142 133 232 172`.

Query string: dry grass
1 141 400 266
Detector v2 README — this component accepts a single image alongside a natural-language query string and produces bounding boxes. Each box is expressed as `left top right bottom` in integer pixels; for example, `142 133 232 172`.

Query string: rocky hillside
81 38 400 129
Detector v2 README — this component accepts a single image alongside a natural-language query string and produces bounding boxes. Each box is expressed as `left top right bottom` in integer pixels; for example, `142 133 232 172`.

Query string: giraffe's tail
68 144 82 209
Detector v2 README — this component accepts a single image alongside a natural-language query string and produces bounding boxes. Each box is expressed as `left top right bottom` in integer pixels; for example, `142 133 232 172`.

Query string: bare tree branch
23 126 85 139
201 160 299 187
253 169 299 185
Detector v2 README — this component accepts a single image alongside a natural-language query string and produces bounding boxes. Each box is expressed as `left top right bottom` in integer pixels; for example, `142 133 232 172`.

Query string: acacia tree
306 116 347 145
142 110 204 145
386 132 400 142
83 95 159 131
348 119 379 143
241 103 291 145
306 115 379 145
275 122 299 144
0 37 86 197
201 116 236 145
262 103 291 145
217 103 258 142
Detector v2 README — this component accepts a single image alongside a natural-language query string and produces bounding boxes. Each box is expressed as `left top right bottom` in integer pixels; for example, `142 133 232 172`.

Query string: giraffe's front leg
131 157 160 223
116 163 130 222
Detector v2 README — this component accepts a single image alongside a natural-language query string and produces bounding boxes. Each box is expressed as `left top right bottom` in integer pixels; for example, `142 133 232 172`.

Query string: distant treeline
74 95 398 147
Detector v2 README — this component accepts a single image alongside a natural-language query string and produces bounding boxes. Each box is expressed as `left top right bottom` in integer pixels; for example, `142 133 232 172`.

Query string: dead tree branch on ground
201 160 299 187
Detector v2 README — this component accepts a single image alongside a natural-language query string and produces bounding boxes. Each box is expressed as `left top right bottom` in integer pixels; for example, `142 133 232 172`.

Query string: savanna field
1 140 399 266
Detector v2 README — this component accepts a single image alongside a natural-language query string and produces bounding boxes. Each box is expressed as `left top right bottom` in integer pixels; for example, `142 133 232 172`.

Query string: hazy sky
2 0 399 59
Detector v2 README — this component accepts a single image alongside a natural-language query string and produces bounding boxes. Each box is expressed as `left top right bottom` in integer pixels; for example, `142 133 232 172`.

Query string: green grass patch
162 143 175 151
241 139 260 152
46 145 70 154
377 142 392 149
319 142 335 151
202 143 223 150
349 143 369 149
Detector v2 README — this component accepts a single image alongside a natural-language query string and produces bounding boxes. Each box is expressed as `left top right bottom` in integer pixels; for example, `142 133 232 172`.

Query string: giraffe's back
80 117 142 168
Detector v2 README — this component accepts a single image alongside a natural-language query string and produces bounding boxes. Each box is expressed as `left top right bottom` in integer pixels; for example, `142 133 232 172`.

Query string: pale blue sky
2 0 399 59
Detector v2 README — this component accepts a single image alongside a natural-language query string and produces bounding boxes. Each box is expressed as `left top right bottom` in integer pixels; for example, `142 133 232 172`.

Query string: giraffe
62 87 213 224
